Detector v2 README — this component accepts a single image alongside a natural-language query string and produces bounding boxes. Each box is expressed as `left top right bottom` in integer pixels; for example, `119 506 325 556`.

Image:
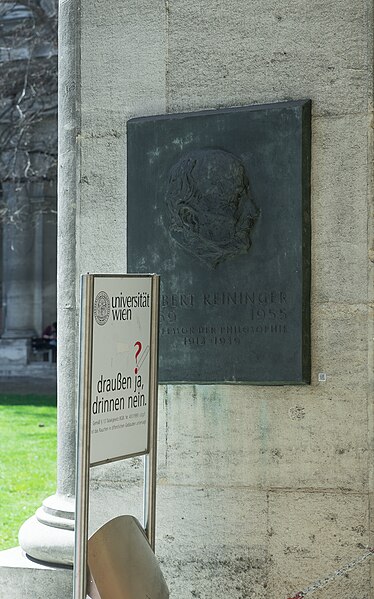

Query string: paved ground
0 376 57 395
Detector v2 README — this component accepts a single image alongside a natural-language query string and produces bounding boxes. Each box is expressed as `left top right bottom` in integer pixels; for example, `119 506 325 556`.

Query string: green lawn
0 394 57 550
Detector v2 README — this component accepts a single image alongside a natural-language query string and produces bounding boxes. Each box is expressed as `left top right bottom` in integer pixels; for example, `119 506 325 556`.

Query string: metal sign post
73 274 160 599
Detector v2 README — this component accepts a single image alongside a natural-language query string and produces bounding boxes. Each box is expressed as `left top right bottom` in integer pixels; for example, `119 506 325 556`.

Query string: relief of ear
179 206 199 233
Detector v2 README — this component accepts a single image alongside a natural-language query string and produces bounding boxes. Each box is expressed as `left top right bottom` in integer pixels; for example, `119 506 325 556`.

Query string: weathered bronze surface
127 100 311 384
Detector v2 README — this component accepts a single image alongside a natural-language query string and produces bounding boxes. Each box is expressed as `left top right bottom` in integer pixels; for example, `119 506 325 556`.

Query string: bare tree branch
0 0 57 221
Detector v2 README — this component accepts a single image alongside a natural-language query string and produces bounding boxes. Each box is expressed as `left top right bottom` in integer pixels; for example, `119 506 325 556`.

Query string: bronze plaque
127 100 311 384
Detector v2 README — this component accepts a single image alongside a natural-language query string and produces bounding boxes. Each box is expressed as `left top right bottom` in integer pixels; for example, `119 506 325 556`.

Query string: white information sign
74 273 159 599
90 275 156 465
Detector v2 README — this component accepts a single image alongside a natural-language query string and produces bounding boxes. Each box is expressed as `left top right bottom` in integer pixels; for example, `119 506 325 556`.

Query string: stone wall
77 2 374 597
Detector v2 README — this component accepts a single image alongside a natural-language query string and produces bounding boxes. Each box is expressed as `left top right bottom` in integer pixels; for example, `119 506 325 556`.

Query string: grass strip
0 394 57 550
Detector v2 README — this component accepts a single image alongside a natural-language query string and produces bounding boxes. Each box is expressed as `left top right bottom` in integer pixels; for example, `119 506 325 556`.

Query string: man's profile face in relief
165 148 259 268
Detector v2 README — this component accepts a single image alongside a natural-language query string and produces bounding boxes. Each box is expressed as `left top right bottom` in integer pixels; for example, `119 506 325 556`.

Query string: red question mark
134 341 142 374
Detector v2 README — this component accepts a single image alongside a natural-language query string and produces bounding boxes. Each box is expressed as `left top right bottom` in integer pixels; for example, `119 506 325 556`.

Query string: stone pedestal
0 548 72 599
18 495 75 566
0 338 29 366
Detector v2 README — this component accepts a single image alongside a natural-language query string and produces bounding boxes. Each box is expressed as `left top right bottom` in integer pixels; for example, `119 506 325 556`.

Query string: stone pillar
31 183 44 337
1 182 36 339
18 0 80 566
41 178 58 329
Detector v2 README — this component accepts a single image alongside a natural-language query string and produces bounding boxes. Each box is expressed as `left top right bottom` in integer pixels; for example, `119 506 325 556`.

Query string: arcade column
1 182 36 340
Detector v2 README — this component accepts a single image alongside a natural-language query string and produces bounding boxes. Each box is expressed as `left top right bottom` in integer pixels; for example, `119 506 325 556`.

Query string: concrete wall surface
77 1 374 598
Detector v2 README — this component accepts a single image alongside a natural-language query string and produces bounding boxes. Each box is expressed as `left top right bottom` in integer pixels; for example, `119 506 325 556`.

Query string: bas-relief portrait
127 101 311 384
165 149 259 269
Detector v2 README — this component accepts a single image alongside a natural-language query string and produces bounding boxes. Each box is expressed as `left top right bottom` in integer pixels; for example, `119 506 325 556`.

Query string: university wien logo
94 291 110 326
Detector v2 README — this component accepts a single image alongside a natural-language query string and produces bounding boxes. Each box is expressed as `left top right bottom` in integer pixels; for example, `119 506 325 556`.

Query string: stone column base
18 494 75 566
0 338 29 367
1 331 36 340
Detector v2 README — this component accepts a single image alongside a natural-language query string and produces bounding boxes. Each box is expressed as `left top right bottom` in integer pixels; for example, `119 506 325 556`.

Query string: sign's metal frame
73 273 160 599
